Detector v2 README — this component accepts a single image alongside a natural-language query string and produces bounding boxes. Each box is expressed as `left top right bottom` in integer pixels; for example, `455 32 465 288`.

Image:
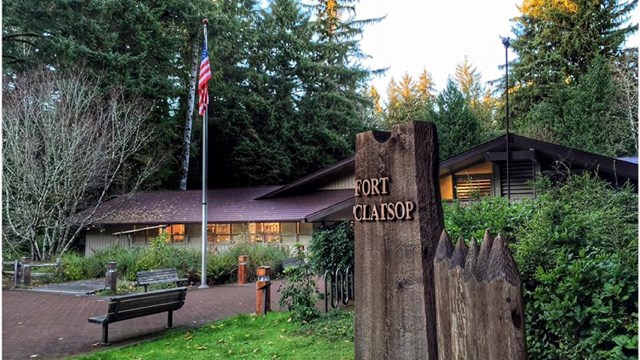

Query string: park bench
136 268 187 292
88 287 187 345
282 257 303 269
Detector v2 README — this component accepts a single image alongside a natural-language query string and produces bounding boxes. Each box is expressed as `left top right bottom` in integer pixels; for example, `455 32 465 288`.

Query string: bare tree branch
2 68 160 260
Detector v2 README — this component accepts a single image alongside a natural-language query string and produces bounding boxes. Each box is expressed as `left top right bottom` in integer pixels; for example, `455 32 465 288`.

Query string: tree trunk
179 40 200 190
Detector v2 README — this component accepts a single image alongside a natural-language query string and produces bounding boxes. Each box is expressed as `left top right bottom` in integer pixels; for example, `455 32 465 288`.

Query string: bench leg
143 284 148 292
101 323 110 345
167 310 173 328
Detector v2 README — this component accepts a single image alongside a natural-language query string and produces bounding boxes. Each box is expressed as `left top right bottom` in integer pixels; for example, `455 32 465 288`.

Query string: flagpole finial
202 19 209 25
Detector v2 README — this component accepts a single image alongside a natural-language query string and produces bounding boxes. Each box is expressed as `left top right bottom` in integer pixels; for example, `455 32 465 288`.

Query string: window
454 174 492 200
248 222 281 243
207 224 231 243
165 224 186 243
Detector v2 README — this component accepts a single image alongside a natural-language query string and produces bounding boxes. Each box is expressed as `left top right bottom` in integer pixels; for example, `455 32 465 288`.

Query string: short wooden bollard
105 261 117 294
255 266 271 315
21 257 31 287
238 255 248 285
13 259 21 287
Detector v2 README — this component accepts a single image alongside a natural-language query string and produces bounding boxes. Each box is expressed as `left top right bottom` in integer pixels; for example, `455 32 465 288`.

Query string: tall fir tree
509 0 637 155
425 79 483 160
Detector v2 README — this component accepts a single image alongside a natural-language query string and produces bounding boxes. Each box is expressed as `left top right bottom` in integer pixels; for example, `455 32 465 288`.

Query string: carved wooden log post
463 238 481 359
486 235 527 359
449 237 469 360
354 121 443 360
434 231 454 360
472 231 494 359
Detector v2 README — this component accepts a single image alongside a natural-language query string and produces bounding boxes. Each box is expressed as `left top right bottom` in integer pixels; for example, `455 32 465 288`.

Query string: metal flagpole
200 19 210 289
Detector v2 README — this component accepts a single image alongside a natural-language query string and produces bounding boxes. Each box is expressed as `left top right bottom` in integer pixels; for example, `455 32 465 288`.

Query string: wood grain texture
434 231 454 360
355 121 443 360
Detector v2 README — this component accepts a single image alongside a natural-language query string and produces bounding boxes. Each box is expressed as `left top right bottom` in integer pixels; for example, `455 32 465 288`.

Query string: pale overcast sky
358 0 522 93
357 0 639 95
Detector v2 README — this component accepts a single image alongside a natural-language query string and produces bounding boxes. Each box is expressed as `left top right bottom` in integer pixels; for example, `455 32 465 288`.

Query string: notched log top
463 238 479 282
435 230 520 285
435 230 454 262
474 230 494 281
486 234 521 286
450 237 468 269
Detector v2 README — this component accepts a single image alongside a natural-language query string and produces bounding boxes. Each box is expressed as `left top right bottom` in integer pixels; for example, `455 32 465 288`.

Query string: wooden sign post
354 121 444 360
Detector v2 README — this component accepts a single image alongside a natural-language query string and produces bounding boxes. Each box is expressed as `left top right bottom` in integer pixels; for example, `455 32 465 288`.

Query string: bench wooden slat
109 293 186 313
108 302 184 322
136 268 187 292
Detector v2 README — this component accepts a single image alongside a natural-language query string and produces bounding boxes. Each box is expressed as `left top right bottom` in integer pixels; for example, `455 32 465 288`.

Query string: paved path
3 281 286 360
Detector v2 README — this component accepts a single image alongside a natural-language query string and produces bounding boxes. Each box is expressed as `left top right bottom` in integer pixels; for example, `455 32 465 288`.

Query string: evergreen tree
455 56 483 108
416 69 436 104
425 80 483 159
383 71 435 128
288 0 378 177
3 0 217 188
510 0 637 151
454 57 499 141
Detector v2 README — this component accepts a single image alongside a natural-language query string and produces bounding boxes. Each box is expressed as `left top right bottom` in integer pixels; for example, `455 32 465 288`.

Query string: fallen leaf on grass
197 345 207 350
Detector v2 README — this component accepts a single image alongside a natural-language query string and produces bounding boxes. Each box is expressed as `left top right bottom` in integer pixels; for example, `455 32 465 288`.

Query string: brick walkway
2 282 286 360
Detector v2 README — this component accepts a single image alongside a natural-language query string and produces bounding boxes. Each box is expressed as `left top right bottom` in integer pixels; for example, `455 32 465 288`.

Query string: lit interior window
207 224 231 243
165 224 186 243
248 223 281 243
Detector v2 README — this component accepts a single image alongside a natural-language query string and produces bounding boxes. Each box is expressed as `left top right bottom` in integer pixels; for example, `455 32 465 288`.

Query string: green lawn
71 311 354 360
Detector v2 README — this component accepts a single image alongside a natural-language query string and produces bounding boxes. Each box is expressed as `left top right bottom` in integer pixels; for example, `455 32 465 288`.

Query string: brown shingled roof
85 187 354 225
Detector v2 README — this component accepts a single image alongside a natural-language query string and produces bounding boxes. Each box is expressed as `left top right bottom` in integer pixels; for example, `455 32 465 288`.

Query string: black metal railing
323 266 354 313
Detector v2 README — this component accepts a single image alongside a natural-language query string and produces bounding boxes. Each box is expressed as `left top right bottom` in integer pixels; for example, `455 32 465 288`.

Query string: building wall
84 222 314 257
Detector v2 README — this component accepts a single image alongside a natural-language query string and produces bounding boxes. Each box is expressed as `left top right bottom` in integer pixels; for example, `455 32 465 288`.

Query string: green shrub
62 247 145 280
443 173 638 359
60 252 89 281
443 196 534 241
206 242 289 285
132 234 199 280
512 174 638 359
525 248 637 359
514 175 638 279
278 260 320 322
309 220 354 274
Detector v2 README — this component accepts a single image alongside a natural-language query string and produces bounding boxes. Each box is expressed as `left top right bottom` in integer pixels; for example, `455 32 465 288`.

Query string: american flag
198 38 212 116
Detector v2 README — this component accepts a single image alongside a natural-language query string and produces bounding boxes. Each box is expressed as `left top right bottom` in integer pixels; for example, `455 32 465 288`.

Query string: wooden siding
85 226 132 256
500 160 537 200
319 169 355 190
